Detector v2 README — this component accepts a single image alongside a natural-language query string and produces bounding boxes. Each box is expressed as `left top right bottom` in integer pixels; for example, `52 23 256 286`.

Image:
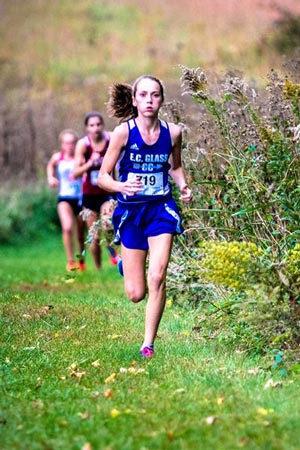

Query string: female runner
73 112 118 270
98 75 192 357
47 129 85 271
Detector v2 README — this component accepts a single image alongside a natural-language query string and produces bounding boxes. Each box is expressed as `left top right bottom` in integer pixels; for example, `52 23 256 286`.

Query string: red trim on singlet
82 132 110 195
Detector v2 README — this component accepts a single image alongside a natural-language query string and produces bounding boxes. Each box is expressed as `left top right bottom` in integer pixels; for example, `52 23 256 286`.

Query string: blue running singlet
116 119 172 204
113 119 184 250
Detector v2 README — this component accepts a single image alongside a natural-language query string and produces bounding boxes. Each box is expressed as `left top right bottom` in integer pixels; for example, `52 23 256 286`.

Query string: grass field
1 236 300 450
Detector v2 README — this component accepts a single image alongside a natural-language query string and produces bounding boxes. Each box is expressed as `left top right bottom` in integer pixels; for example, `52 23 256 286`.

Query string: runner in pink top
81 133 110 197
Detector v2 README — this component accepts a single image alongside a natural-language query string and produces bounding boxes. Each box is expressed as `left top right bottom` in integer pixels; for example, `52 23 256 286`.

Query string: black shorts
57 197 82 216
82 194 112 213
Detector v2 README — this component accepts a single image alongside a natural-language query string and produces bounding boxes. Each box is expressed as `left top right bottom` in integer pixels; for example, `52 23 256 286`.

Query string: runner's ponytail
107 83 137 122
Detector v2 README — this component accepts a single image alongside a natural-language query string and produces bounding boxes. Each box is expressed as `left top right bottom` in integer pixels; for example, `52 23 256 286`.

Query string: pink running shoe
140 346 154 358
107 246 119 266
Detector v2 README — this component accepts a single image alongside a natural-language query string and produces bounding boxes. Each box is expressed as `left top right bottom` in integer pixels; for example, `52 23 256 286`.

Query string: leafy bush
167 66 300 356
0 184 59 244
192 241 262 289
268 11 300 55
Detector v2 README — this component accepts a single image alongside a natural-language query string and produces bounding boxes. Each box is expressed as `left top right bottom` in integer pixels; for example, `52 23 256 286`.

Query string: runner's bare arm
47 152 60 188
98 124 143 196
72 139 93 178
168 123 192 203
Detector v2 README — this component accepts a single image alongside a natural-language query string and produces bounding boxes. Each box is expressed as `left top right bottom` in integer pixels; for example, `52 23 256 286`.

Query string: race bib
127 172 164 196
90 170 99 186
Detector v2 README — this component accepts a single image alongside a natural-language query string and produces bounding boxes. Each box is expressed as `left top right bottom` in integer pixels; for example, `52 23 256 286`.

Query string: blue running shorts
112 197 183 250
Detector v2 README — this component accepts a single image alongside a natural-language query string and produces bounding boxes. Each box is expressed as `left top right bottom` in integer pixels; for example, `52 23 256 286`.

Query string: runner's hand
179 185 193 203
90 151 103 167
48 176 59 188
121 178 144 196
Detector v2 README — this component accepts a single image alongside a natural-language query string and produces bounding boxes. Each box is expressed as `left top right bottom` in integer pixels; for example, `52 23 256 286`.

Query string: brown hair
84 111 104 126
107 75 165 122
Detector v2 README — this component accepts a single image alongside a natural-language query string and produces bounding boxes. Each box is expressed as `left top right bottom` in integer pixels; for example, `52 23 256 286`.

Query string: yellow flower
216 396 225 405
110 408 121 418
257 407 268 415
257 407 274 416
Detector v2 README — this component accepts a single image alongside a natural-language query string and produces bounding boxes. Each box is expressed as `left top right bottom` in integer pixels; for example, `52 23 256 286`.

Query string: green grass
1 237 300 450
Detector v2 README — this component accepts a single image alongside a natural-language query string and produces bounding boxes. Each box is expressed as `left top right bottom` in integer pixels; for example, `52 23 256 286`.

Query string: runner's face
133 78 163 117
61 133 77 156
86 116 103 138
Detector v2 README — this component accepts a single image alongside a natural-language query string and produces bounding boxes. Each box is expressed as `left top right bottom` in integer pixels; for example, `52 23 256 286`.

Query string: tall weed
168 65 300 356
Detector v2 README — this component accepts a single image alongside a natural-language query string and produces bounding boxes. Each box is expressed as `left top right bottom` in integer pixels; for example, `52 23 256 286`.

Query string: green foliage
180 67 300 250
169 237 299 355
193 241 262 289
283 78 300 117
0 185 59 244
167 66 300 355
268 11 300 55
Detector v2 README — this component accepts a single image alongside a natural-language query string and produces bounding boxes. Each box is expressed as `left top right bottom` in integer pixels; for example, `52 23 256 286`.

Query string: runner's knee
62 226 72 234
125 285 146 303
148 269 166 292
